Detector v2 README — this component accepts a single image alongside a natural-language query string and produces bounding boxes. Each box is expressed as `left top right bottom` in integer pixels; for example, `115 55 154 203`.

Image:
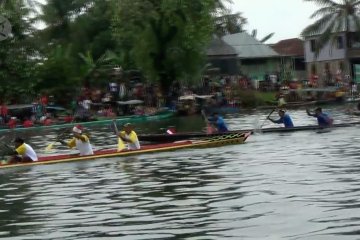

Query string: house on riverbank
222 32 279 83
303 20 360 86
206 37 238 75
271 38 306 83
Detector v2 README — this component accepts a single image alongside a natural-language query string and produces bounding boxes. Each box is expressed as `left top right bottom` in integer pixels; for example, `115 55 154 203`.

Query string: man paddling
306 107 333 127
9 137 38 163
208 112 228 132
117 123 140 151
267 109 294 128
58 125 94 156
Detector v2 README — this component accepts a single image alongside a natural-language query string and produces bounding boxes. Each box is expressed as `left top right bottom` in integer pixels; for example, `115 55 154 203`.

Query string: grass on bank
235 90 276 108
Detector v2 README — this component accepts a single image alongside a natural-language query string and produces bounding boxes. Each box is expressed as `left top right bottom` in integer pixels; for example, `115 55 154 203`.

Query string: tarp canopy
178 95 214 101
117 100 144 105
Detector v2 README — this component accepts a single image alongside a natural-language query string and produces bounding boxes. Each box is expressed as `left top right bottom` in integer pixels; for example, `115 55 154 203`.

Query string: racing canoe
138 121 360 142
0 132 250 169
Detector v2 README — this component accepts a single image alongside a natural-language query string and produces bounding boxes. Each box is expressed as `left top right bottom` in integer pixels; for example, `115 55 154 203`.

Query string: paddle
112 120 125 151
201 110 216 134
44 131 68 151
259 108 276 129
45 113 75 151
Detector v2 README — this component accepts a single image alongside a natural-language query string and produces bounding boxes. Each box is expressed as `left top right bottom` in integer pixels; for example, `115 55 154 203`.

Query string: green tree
112 0 215 94
301 0 360 55
0 0 39 102
37 0 117 90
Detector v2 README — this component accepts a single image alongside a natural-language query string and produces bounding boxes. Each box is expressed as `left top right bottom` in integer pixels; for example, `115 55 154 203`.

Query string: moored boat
138 121 360 142
0 132 251 169
0 110 175 133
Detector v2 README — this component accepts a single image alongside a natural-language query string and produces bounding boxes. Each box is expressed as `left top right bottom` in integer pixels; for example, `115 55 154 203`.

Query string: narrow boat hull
138 121 360 142
0 132 250 169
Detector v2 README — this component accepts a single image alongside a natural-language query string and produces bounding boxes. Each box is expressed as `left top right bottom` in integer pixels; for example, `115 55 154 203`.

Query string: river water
1 106 360 239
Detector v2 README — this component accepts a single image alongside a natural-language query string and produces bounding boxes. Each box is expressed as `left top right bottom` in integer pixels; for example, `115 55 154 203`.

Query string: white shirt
69 135 94 156
16 143 38 161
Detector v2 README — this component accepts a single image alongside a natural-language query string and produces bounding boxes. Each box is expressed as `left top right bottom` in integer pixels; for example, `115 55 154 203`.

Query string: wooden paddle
201 110 215 134
45 114 75 151
259 108 276 129
112 120 125 151
45 131 68 151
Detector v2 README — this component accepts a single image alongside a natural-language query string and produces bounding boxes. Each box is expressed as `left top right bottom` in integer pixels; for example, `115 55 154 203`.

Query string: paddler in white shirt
59 125 94 156
117 123 140 151
9 137 38 163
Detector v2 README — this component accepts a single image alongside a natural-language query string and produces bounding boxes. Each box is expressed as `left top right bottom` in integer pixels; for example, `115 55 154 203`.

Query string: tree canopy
0 0 242 103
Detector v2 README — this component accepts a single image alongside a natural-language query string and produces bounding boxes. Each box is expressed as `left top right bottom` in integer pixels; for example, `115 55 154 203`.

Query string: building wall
305 33 346 63
306 60 350 87
240 58 280 81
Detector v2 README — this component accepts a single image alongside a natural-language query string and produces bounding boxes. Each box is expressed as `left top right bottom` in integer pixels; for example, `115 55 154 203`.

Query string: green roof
222 32 279 59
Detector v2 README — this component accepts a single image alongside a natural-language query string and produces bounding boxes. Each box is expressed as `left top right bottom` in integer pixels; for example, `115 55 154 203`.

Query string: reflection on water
0 107 360 239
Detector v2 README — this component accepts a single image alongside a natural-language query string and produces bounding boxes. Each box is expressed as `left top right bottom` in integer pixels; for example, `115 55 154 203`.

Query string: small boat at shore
0 132 251 169
138 121 360 142
0 110 175 133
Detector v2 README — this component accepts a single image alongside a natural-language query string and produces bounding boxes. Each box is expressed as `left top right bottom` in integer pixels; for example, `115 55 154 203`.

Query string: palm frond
310 6 337 19
260 33 274 43
301 13 335 36
303 0 341 8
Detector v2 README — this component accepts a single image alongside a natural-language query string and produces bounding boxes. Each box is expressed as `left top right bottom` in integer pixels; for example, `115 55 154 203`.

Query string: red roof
271 38 304 57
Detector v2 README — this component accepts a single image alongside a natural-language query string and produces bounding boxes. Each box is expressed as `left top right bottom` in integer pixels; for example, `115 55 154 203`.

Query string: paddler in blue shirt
208 112 228 132
306 107 333 127
267 109 294 128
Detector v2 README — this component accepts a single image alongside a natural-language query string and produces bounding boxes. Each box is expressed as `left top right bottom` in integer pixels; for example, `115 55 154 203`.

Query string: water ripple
1 109 360 239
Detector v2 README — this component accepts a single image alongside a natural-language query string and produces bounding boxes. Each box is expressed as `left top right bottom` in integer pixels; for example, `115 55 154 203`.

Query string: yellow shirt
68 135 94 156
118 130 140 151
16 143 38 161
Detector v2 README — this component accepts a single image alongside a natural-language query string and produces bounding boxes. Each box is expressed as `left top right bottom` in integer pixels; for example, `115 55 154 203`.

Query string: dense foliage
0 0 244 103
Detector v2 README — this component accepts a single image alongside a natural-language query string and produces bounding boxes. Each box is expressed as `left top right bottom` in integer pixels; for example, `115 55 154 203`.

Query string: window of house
310 39 316 52
349 32 360 48
337 36 344 49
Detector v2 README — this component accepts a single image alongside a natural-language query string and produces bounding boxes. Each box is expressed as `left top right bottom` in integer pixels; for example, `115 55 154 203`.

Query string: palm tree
301 0 360 55
214 12 248 36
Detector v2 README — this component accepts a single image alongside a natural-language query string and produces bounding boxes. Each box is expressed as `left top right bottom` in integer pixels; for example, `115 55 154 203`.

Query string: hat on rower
14 137 24 144
72 125 83 134
123 122 132 127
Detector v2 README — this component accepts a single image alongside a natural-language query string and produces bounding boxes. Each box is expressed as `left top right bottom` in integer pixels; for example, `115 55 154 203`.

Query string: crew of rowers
6 107 333 164
6 123 141 164
267 107 333 128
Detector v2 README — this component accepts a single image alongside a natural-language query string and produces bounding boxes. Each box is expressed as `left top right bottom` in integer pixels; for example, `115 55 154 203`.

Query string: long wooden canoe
138 121 360 142
0 110 175 133
0 132 250 169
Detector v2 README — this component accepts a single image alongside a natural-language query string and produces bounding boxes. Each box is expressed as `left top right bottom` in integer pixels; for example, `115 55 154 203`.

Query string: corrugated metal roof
222 32 279 59
271 38 304 57
206 37 237 56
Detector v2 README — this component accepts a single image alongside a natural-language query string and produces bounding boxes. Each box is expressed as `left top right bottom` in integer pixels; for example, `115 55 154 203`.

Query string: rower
267 109 294 128
207 112 228 132
58 125 94 156
9 137 38 163
306 107 333 127
117 123 140 151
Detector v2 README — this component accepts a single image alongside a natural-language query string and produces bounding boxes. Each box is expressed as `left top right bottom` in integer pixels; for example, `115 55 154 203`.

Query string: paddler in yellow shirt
8 137 38 163
117 123 140 151
58 125 94 156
